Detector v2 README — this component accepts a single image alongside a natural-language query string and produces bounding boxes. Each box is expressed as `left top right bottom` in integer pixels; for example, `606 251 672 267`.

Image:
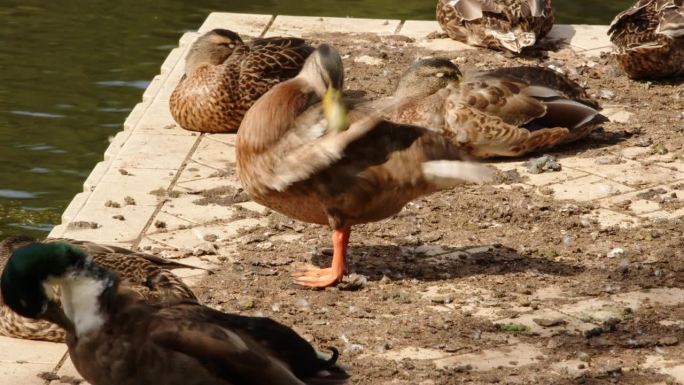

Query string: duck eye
435 72 445 78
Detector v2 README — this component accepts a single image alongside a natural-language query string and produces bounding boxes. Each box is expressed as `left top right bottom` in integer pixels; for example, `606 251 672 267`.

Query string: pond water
0 0 633 238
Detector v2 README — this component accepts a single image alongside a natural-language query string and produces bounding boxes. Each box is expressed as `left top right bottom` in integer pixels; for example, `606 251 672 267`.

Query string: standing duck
1 241 348 385
236 44 494 288
608 0 684 79
170 29 314 132
0 236 196 342
384 58 607 158
436 0 555 53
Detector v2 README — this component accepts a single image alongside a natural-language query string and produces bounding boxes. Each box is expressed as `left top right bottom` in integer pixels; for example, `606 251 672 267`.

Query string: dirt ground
181 32 684 385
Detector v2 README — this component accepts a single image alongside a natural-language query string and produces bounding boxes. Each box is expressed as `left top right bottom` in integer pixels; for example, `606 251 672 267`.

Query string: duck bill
323 87 349 133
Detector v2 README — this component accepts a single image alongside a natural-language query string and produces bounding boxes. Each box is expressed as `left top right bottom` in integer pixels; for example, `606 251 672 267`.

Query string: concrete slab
547 175 633 201
398 20 441 39
198 12 273 37
267 15 401 36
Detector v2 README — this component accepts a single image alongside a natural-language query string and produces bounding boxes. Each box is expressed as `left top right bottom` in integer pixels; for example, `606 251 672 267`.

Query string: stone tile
599 182 684 215
434 342 542 370
178 160 225 183
621 146 652 160
602 107 633 123
558 298 630 323
495 159 589 187
565 158 684 187
110 133 199 170
87 168 176 207
103 130 134 161
141 74 163 103
191 137 236 168
0 336 65 363
641 207 684 220
122 102 146 131
547 175 633 201
134 102 196 136
176 176 239 194
643 353 684 384
398 20 441 39
83 161 112 191
50 356 89 385
582 208 641 229
235 201 271 216
146 219 266 250
378 347 449 361
205 133 237 147
59 192 90 223
547 24 611 51
0 361 56 385
159 193 238 224
199 12 273 37
267 15 401 36
495 308 593 337
415 38 474 52
60 205 157 243
145 211 194 235
611 288 684 308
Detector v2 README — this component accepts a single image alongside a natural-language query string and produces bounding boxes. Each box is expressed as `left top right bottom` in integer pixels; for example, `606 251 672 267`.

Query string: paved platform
4 12 683 385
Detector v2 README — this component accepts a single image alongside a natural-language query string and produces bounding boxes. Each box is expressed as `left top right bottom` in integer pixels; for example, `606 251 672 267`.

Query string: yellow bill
323 87 349 133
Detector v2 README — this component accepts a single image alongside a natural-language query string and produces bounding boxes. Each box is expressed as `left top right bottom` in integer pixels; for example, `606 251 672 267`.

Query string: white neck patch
47 274 107 337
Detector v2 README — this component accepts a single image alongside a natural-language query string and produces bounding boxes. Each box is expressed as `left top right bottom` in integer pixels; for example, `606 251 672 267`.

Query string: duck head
297 44 348 132
1 242 118 337
184 28 244 75
393 58 463 98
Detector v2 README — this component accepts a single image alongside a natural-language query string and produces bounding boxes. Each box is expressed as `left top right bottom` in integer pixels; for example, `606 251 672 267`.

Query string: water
0 0 633 238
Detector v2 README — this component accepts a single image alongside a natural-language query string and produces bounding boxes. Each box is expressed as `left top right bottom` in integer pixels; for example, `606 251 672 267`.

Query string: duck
608 0 684 79
0 236 196 342
382 58 607 158
170 28 314 132
236 44 494 288
1 241 348 385
436 0 555 53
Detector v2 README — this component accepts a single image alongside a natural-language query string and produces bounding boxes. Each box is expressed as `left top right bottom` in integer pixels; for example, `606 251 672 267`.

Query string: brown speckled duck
236 45 494 288
382 58 607 158
0 236 196 342
170 29 314 132
436 0 555 53
608 0 684 79
1 242 347 385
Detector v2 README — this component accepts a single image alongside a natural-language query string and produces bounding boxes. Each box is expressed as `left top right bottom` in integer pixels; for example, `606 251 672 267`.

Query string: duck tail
305 347 349 384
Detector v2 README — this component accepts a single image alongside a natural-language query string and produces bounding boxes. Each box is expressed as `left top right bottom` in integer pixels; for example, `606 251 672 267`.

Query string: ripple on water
96 80 150 89
0 189 38 199
9 110 66 119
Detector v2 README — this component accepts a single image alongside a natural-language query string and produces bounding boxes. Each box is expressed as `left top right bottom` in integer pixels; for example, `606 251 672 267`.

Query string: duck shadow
311 244 581 282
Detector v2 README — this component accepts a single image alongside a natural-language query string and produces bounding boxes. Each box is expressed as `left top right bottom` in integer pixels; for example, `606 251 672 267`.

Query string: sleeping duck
1 241 347 385
236 44 494 288
608 0 684 79
436 0 555 53
170 28 314 132
383 58 607 158
0 236 196 342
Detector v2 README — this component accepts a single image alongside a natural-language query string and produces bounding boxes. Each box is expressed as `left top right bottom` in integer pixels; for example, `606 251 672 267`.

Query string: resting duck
608 0 684 79
436 0 555 53
1 241 347 385
384 58 607 158
170 29 314 132
0 236 196 342
236 44 494 288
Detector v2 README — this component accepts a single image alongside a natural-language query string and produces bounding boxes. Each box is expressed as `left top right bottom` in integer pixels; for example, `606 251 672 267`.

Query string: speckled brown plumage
170 29 314 133
0 236 196 342
608 0 684 79
236 45 493 287
385 58 607 158
436 0 555 52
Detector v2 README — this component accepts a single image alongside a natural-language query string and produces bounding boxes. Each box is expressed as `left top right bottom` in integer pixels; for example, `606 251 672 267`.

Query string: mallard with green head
0 236 196 342
236 44 494 288
1 241 348 385
608 0 684 79
436 0 555 53
169 28 314 133
382 58 607 158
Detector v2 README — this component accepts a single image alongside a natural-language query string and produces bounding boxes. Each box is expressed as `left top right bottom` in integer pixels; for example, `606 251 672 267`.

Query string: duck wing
152 303 347 384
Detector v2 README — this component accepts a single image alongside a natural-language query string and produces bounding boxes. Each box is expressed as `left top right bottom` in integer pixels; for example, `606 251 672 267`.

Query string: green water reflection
0 0 632 237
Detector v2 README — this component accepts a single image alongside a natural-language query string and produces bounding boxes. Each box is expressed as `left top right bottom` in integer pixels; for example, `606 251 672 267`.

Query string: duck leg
292 225 350 288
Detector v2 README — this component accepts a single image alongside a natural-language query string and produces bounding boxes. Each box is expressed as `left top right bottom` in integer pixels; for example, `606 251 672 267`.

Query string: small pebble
124 196 136 205
112 215 125 221
607 248 625 258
